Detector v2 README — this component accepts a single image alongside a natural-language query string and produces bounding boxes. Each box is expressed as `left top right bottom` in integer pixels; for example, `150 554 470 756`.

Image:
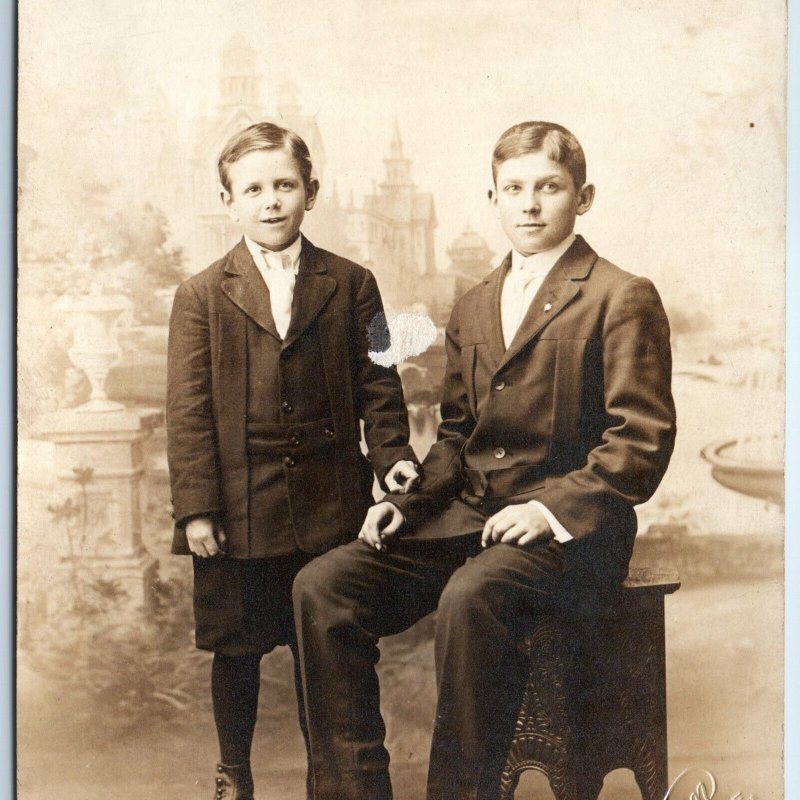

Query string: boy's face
489 151 594 256
222 147 318 251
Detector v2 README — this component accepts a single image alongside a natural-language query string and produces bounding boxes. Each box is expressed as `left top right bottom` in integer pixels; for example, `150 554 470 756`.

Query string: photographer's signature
665 767 755 800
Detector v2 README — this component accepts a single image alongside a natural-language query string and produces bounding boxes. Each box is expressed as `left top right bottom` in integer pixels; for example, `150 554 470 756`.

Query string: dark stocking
212 653 262 765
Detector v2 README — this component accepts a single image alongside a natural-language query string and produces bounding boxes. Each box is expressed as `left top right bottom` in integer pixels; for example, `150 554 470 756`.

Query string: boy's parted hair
218 122 314 193
492 122 586 189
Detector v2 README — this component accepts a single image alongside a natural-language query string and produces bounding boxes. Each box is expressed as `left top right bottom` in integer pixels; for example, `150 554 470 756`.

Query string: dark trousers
292 530 589 800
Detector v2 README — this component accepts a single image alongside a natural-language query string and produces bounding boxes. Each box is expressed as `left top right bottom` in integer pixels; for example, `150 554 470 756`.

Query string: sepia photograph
17 1 786 798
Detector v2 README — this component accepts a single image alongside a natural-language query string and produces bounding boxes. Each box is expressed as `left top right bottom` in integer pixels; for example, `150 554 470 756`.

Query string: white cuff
528 500 573 542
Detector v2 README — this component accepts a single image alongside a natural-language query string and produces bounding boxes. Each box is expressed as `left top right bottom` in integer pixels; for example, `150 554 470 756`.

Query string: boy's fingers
499 524 525 544
386 462 418 493
380 508 404 536
481 518 496 547
359 509 384 548
204 535 219 556
517 530 545 547
491 517 513 541
190 538 211 558
399 463 419 486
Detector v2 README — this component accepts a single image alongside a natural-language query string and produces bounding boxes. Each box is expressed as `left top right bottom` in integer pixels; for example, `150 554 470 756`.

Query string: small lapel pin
543 303 552 312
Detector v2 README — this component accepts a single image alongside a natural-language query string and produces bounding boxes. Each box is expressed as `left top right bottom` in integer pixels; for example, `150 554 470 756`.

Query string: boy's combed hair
492 121 586 189
218 122 314 192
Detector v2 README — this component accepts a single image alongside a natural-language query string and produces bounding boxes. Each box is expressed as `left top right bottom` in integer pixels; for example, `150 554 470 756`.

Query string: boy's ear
576 183 595 216
488 187 499 217
220 189 239 222
304 179 320 211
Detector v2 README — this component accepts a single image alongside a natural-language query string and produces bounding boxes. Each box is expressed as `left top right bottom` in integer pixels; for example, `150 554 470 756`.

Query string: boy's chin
512 230 569 255
250 228 302 252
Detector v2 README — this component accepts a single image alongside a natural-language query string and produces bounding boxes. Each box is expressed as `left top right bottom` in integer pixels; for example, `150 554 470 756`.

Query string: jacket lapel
478 255 510 369
498 236 597 372
220 239 281 341
282 239 337 350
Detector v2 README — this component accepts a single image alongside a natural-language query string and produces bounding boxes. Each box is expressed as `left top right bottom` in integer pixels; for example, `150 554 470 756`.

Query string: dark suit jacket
391 236 676 578
167 237 415 557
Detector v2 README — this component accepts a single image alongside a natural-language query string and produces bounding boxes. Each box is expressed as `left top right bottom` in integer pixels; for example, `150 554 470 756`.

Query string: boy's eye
245 185 260 194
541 182 559 192
278 181 296 190
505 184 520 193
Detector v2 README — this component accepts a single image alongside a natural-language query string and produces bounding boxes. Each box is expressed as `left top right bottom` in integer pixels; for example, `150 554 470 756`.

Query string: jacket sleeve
388 297 475 525
352 268 418 485
535 275 677 540
166 280 222 526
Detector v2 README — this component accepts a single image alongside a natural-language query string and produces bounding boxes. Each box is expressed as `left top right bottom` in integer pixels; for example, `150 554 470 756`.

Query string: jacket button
493 447 506 459
283 456 296 468
281 401 293 414
324 427 335 438
494 380 505 391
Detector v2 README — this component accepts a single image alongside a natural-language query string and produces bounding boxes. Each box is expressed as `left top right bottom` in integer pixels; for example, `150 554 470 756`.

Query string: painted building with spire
344 122 437 311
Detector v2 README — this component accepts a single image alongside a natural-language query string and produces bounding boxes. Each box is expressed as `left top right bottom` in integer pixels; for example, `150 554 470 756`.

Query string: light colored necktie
503 257 546 346
262 250 296 338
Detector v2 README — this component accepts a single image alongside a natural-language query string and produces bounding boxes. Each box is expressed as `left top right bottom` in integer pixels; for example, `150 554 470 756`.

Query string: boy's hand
358 502 405 552
384 460 420 494
481 503 552 549
186 516 227 558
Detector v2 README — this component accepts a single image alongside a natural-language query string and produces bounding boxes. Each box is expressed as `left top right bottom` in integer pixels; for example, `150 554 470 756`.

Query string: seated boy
292 121 677 800
166 122 418 800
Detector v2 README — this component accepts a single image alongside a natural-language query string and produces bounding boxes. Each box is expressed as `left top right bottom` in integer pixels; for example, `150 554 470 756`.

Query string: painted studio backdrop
17 1 784 798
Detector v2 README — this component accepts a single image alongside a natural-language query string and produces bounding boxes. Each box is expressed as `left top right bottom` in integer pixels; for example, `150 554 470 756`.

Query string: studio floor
18 577 783 800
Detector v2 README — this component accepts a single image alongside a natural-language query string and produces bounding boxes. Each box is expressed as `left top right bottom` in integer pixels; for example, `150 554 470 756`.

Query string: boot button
493 447 506 459
284 456 296 468
217 766 223 773
324 427 335 438
289 431 301 446
494 380 505 391
281 401 293 414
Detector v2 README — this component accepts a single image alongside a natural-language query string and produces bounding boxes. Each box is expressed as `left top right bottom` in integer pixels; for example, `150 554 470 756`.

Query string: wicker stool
500 567 680 800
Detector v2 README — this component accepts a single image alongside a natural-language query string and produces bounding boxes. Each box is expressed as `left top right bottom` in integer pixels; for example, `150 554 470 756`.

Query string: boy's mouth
518 223 545 229
261 217 287 224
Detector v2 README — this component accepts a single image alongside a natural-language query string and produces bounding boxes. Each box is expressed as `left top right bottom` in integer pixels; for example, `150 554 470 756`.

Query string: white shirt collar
244 234 303 271
510 233 576 276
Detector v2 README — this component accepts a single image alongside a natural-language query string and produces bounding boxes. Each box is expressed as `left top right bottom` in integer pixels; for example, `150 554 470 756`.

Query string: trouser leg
293 537 477 800
289 640 314 800
427 540 573 800
212 652 263 766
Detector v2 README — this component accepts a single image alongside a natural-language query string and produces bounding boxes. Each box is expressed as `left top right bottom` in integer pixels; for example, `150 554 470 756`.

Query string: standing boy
293 121 677 800
167 122 418 800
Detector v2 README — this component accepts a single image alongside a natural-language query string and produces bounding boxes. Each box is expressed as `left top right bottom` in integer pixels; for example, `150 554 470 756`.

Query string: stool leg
632 599 669 800
497 767 521 800
632 746 668 800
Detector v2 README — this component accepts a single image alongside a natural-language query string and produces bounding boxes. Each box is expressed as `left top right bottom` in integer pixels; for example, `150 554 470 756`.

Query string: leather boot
214 763 254 800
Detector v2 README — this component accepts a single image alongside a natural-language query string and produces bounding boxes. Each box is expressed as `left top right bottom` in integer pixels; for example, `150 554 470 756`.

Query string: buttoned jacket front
167 237 415 558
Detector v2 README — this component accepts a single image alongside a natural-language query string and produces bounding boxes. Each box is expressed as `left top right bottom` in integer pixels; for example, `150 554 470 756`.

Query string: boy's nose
522 191 540 213
263 192 281 210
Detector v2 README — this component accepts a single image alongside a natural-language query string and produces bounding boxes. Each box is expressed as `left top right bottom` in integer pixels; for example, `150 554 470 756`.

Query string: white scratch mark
369 312 437 367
